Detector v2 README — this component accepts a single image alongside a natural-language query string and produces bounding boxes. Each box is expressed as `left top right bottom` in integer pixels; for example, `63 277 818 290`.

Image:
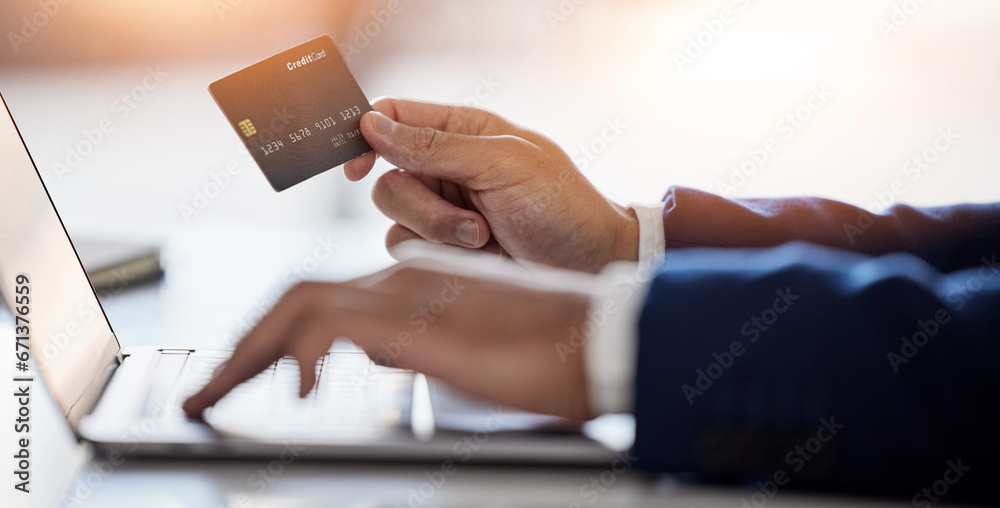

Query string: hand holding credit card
209 35 373 191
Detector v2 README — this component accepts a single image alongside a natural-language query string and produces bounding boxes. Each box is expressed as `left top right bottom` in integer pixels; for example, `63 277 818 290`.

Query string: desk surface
65 460 919 508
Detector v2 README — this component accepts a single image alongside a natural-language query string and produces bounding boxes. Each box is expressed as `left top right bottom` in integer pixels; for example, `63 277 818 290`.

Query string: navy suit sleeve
633 242 1000 503
661 186 1000 273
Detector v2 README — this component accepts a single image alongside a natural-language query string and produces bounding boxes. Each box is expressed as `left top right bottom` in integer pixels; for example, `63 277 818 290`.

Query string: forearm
660 186 1000 273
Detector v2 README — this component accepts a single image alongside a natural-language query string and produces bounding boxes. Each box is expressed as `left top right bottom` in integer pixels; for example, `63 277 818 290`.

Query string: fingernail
371 112 396 136
457 220 480 247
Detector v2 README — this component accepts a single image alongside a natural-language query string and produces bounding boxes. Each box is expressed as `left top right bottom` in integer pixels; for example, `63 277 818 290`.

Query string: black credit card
209 35 373 192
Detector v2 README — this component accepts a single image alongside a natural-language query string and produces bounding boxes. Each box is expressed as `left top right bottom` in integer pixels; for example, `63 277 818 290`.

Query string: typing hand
344 98 638 274
182 251 596 421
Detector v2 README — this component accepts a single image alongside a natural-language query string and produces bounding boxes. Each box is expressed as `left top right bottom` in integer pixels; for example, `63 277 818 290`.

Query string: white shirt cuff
630 202 666 266
585 202 665 415
585 262 655 414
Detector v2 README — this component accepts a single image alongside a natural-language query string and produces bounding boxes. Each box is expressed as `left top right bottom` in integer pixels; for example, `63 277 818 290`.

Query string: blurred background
1 0 999 345
3 0 1000 232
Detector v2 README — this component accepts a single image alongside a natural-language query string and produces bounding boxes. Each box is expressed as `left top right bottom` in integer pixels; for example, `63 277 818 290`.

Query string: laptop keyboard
144 345 415 440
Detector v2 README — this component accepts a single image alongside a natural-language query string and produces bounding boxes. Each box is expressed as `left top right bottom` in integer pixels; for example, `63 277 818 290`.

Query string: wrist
609 202 640 265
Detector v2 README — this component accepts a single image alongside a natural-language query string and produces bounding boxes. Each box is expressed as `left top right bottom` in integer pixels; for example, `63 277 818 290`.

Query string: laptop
0 91 632 464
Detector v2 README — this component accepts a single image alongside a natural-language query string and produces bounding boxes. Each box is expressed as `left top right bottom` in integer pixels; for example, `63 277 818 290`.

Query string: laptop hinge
159 349 195 355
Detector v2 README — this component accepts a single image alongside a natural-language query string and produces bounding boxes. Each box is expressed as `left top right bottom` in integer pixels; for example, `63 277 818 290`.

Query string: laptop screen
0 93 121 428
